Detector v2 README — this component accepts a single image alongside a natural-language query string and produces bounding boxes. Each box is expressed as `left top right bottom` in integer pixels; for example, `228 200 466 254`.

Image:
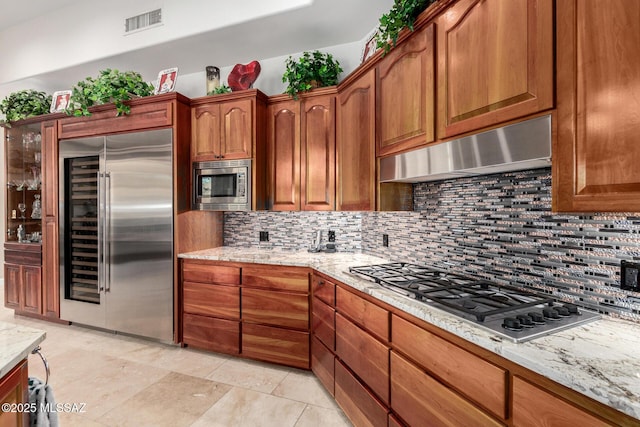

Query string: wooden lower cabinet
335 361 388 427
311 335 335 396
392 314 507 419
182 313 240 354
242 323 309 369
335 313 389 405
336 286 389 342
183 281 240 319
512 377 611 427
312 273 336 306
311 296 335 350
180 264 635 426
242 288 309 330
390 351 502 427
4 263 42 315
181 261 311 369
388 414 405 427
0 360 29 427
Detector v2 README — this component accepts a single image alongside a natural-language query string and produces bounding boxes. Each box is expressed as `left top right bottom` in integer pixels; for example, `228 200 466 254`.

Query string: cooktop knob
516 314 534 327
554 306 571 317
502 317 523 331
543 307 560 319
563 303 579 314
527 312 546 324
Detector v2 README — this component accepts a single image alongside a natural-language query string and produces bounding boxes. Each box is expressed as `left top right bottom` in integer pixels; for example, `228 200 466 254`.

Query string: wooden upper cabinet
336 69 376 211
191 93 256 161
554 0 640 212
436 0 554 138
377 23 435 157
267 99 300 210
220 99 253 159
192 103 221 160
267 90 336 211
301 93 336 210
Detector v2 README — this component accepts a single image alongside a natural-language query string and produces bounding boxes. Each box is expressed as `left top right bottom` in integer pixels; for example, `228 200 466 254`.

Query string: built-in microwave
193 159 251 211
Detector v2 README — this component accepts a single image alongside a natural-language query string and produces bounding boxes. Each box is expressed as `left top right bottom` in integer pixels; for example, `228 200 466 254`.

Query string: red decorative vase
228 61 261 91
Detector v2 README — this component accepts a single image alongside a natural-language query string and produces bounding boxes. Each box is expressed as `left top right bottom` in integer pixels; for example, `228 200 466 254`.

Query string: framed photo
50 90 71 113
361 26 380 64
154 67 178 94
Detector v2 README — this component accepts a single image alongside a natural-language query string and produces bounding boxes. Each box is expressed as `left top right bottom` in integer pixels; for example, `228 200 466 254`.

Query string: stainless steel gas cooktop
349 263 601 343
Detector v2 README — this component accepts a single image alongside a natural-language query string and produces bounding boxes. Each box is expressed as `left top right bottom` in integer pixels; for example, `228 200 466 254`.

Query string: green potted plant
207 84 232 96
375 0 437 54
67 69 155 117
0 90 52 126
282 50 343 100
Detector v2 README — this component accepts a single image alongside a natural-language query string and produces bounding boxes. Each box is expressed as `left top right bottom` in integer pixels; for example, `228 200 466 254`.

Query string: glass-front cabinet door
5 122 43 243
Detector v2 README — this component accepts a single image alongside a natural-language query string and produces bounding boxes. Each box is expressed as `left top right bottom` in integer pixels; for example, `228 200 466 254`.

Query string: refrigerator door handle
97 171 105 292
105 171 112 292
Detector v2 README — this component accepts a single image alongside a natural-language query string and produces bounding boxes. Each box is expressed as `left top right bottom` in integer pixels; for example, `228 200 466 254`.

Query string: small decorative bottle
31 194 41 219
17 224 26 242
206 66 220 95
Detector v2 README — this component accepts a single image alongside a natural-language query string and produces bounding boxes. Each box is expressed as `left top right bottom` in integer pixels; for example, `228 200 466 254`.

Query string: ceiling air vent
125 9 162 33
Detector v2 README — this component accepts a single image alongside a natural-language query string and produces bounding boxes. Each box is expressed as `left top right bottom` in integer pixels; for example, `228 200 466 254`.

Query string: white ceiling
0 0 80 30
0 0 393 97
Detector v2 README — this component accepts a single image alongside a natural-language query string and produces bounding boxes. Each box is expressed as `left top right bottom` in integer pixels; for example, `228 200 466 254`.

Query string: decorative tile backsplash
224 168 640 322
223 211 364 253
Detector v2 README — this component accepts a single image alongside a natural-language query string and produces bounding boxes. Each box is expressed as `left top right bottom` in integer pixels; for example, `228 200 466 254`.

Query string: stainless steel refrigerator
59 129 173 342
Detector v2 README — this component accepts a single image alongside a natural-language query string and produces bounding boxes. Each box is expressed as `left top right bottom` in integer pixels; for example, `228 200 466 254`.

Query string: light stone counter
180 247 640 421
0 321 46 378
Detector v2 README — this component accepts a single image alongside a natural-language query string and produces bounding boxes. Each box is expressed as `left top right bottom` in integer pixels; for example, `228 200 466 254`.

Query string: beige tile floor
0 283 351 427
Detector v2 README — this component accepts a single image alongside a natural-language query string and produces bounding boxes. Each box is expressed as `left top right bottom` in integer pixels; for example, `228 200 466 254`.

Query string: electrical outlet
328 230 336 242
621 260 640 291
259 231 269 242
383 234 389 247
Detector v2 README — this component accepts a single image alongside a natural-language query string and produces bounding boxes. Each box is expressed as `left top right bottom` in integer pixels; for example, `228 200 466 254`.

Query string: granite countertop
180 247 640 420
0 321 46 378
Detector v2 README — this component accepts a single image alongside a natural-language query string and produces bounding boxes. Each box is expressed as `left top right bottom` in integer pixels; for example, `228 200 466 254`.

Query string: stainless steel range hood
379 115 551 183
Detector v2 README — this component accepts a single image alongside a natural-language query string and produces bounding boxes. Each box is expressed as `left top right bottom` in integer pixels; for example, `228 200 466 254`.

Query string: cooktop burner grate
349 262 601 342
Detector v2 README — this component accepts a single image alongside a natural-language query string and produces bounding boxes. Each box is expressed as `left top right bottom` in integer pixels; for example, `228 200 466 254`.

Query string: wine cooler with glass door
59 129 174 341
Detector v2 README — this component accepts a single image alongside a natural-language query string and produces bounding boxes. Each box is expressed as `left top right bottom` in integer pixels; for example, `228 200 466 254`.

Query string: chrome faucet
309 230 323 252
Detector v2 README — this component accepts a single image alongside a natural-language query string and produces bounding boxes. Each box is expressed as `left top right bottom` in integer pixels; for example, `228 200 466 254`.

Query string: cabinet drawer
182 261 240 285
312 274 335 306
183 282 240 319
312 297 335 350
183 313 240 354
512 376 611 427
4 249 41 266
311 335 335 396
392 314 507 419
242 265 309 293
336 286 389 341
390 352 502 427
335 360 388 427
242 288 309 330
335 313 389 404
242 323 309 369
